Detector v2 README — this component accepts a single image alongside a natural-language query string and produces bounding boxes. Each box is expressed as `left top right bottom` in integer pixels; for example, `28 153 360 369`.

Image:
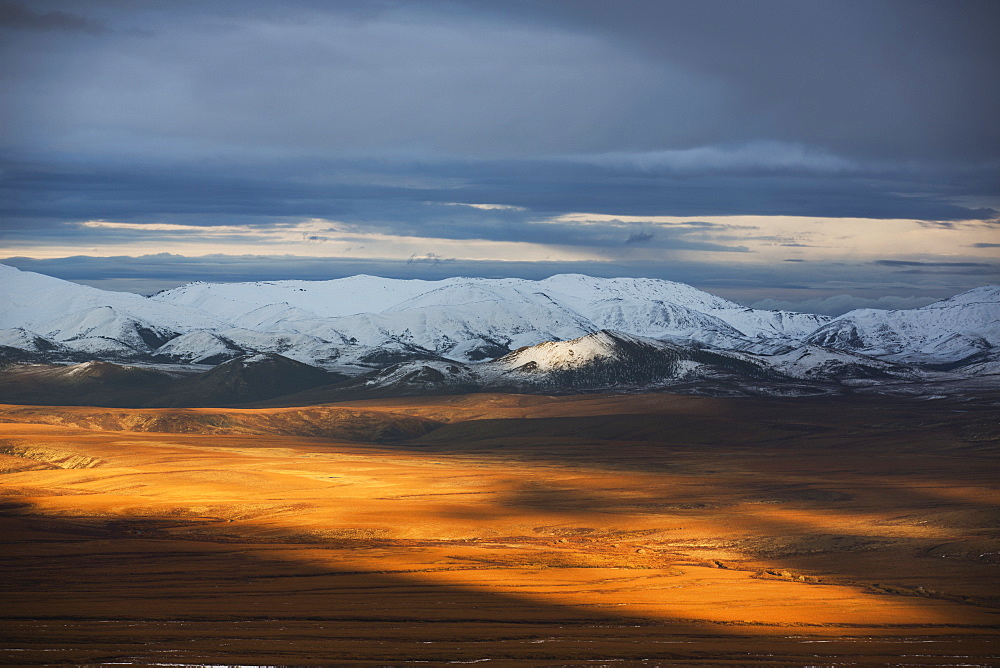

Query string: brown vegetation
0 393 998 665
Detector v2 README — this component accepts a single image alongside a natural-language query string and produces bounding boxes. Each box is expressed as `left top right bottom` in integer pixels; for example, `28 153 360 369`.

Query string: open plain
0 392 998 666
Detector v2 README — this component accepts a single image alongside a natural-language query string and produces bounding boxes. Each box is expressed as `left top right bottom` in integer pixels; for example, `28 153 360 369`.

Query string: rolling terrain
2 264 998 384
0 335 984 410
1 264 998 663
0 392 998 665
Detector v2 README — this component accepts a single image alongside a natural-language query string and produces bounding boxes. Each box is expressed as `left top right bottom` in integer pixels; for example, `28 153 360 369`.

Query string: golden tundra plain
0 392 998 666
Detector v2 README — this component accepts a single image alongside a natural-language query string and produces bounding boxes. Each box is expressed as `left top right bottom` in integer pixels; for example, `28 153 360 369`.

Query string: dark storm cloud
406 252 452 266
625 231 654 245
1 0 997 233
3 2 997 162
2 155 995 239
491 0 1000 162
0 1 106 33
869 259 1000 278
874 260 993 268
2 1 711 159
2 1 998 306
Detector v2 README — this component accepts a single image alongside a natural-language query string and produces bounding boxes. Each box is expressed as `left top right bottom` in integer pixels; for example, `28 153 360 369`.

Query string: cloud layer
1 1 998 310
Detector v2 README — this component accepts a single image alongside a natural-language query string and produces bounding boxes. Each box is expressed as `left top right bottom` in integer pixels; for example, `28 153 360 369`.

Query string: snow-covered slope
152 275 438 320
482 330 774 389
0 264 225 356
347 330 773 397
806 286 1000 364
150 272 829 361
480 330 921 386
37 306 178 349
324 298 595 355
153 331 249 365
1 264 996 385
0 327 70 363
759 345 917 380
949 349 1000 376
0 327 62 354
346 330 928 398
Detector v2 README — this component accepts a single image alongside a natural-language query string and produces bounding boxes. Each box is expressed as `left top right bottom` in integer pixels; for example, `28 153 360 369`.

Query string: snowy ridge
153 331 248 365
147 272 835 363
761 345 917 380
0 327 62 353
349 329 922 398
806 286 1000 364
0 264 224 334
155 275 439 320
492 330 660 372
1 265 997 387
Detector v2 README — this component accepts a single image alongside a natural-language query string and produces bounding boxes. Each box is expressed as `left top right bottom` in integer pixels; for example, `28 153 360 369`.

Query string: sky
1 0 998 314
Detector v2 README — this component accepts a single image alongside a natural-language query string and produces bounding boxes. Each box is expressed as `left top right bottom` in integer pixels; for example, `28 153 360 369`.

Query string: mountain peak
2 269 996 377
496 329 634 372
925 285 1000 308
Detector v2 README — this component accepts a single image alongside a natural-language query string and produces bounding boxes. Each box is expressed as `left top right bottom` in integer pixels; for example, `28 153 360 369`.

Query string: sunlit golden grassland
0 393 998 665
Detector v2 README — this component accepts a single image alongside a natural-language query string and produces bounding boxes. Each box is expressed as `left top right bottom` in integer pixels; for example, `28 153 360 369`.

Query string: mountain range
0 263 996 404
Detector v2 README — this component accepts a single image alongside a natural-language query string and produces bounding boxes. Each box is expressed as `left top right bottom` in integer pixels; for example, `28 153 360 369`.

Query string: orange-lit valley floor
0 393 998 665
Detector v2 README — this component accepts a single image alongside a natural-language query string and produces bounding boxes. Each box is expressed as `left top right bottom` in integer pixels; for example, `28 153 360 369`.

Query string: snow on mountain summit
925 285 1000 306
37 306 178 351
805 285 1000 363
149 273 829 361
1 264 996 375
154 275 438 320
495 329 644 372
0 264 224 335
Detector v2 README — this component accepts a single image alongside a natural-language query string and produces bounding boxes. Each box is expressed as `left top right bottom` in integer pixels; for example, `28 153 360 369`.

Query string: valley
1 392 997 665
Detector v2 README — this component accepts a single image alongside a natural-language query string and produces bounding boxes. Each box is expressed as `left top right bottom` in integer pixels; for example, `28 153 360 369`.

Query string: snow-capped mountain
0 327 71 363
0 330 952 407
0 327 63 354
0 264 223 334
484 330 774 388
323 330 925 401
949 349 1000 376
0 264 224 360
0 264 997 394
35 306 180 358
146 273 833 362
759 345 917 380
152 275 438 321
806 286 1000 365
152 330 250 365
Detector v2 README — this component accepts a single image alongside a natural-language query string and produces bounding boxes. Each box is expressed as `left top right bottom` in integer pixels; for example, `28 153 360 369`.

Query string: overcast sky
1 0 997 313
